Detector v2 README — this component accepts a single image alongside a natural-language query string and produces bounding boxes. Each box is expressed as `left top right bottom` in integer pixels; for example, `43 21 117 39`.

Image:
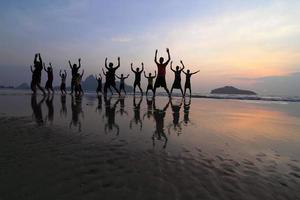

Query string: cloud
111 37 132 43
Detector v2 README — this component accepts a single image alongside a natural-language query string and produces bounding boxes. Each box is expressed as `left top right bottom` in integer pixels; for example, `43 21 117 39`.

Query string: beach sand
0 92 300 200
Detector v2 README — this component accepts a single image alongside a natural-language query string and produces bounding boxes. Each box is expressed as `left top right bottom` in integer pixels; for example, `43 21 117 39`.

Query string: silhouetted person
70 95 83 132
116 96 128 116
143 96 154 120
183 66 200 97
69 58 81 94
60 94 67 118
59 70 67 94
103 96 120 135
152 98 170 148
102 69 113 95
116 74 129 95
130 96 143 130
154 48 171 97
44 63 54 94
75 70 84 96
144 70 156 96
96 74 102 95
170 61 185 96
45 94 54 124
103 57 121 96
30 53 45 95
131 63 144 95
168 98 183 135
31 94 45 126
183 97 191 125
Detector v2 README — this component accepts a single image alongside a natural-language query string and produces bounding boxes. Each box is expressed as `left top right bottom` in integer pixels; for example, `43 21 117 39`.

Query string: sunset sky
0 0 299 95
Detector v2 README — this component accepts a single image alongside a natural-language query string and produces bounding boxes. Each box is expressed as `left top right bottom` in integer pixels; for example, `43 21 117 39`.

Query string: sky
0 0 299 96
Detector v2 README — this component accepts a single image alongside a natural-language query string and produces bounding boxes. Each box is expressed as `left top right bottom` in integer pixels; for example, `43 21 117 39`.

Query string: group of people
30 49 199 97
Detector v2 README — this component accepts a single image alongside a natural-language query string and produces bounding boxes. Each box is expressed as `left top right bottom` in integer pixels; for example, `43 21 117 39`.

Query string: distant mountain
16 82 30 90
82 75 133 92
211 86 256 95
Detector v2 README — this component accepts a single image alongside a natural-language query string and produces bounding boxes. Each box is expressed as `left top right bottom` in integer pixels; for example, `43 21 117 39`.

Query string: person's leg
70 79 74 94
170 86 174 96
180 86 184 97
112 85 120 95
138 83 143 95
37 83 46 95
31 82 36 93
164 86 170 97
184 87 187 97
189 88 192 97
133 84 136 95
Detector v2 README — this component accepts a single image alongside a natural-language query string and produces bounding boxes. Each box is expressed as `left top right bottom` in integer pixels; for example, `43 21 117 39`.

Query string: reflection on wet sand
183 97 191 125
103 96 119 135
143 96 154 120
60 94 67 118
130 96 143 131
168 98 183 135
152 98 170 149
69 95 83 132
45 94 54 124
31 94 45 126
116 96 128 116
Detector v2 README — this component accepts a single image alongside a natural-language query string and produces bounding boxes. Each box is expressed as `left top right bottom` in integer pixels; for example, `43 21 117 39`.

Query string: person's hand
78 58 81 62
155 49 158 53
141 62 144 66
166 48 169 52
118 57 120 61
131 63 133 67
180 60 183 64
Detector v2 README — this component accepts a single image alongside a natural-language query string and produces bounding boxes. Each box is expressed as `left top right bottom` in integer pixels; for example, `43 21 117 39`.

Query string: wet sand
0 93 300 200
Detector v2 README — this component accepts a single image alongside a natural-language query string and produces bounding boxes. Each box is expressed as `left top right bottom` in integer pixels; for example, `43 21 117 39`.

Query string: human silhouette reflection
69 95 84 132
95 95 102 114
168 98 183 135
143 96 154 120
116 96 128 116
130 96 143 131
103 96 120 135
45 94 54 124
152 98 170 149
183 97 191 125
31 94 45 126
60 94 67 118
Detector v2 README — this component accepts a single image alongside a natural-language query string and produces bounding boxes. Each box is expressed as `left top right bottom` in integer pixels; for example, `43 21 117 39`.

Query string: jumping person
69 58 81 95
74 70 84 96
103 57 121 96
102 68 113 95
59 70 67 94
96 74 102 95
170 60 185 96
44 63 54 94
183 66 200 97
116 74 129 95
30 53 45 95
131 63 144 95
153 48 171 97
144 70 156 96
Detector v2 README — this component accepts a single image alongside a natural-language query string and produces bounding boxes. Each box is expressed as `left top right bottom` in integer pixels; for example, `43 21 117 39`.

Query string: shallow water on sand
0 92 300 200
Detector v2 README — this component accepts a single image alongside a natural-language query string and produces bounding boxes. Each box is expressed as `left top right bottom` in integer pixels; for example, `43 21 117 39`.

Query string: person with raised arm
153 48 171 97
144 70 156 96
131 62 144 95
44 62 54 94
104 57 120 95
69 58 81 95
170 60 185 96
96 73 102 95
182 63 200 97
74 70 84 96
59 70 67 94
30 53 46 95
115 73 129 95
102 68 113 95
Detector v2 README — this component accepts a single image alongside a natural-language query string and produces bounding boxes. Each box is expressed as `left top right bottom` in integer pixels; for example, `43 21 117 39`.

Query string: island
211 86 257 95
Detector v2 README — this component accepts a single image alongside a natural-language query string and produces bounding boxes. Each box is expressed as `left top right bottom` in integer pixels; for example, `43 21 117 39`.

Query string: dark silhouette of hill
16 83 30 90
211 86 256 95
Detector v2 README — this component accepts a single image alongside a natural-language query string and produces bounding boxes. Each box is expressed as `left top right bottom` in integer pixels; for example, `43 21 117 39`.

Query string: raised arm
144 71 148 78
30 65 34 73
154 49 159 64
59 70 62 77
98 73 102 80
105 58 109 70
165 48 171 64
130 63 135 73
81 69 84 77
125 74 130 79
64 70 67 77
115 74 121 79
78 58 81 69
43 63 47 72
141 63 144 72
180 60 185 71
69 60 72 69
192 70 200 75
34 54 38 64
115 57 120 69
38 53 42 64
170 61 175 72
153 70 157 78
182 70 187 75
